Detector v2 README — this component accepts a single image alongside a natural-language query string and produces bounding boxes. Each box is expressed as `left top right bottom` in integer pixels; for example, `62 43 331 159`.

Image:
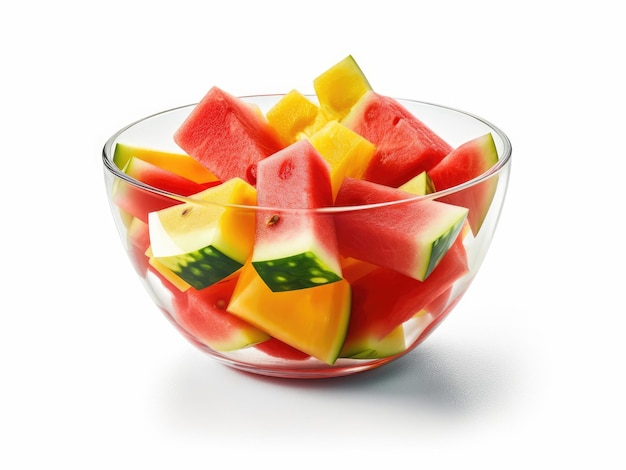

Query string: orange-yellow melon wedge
227 261 351 365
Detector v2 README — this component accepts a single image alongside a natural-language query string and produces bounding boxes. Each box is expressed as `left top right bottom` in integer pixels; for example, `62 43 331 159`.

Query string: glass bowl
102 95 512 379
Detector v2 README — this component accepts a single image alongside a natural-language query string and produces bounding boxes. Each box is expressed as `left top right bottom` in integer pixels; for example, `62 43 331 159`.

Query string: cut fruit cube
227 261 351 365
308 120 376 200
266 89 327 146
252 140 343 292
172 275 270 352
335 178 468 282
113 143 219 184
148 178 257 290
313 55 372 121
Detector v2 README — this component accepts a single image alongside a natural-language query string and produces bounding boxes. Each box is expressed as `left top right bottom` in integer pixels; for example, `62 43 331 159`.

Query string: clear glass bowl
102 95 512 379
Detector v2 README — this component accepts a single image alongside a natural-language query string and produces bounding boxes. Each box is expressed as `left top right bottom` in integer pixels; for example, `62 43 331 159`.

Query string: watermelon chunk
339 322 406 359
148 178 257 290
308 120 376 200
334 178 468 282
346 235 469 341
265 89 327 146
428 133 499 236
398 171 436 195
251 139 343 292
126 216 151 276
227 261 351 365
172 275 270 352
113 143 219 184
313 55 372 121
255 337 311 361
123 156 216 195
342 91 453 187
174 86 284 185
112 155 217 223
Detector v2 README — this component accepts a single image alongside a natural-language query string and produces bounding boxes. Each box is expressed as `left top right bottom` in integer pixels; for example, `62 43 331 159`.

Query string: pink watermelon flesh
171 276 268 352
345 235 469 342
113 183 181 223
126 217 151 276
113 157 217 223
255 337 311 361
174 86 284 185
428 133 499 235
124 156 217 195
342 91 453 187
334 177 467 281
252 139 341 291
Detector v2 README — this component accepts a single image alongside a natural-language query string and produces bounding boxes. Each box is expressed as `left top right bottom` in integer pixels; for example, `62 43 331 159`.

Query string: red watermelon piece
345 235 469 341
251 139 342 292
112 156 218 223
172 276 270 352
342 91 453 187
174 86 284 185
123 156 216 195
334 178 468 282
255 337 311 361
126 217 151 275
428 133 499 235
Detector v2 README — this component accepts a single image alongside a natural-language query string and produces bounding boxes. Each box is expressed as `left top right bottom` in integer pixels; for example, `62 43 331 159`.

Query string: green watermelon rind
423 215 467 280
157 245 243 291
252 252 343 292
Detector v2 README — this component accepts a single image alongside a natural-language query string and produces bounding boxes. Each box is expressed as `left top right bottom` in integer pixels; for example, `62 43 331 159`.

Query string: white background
2 1 624 468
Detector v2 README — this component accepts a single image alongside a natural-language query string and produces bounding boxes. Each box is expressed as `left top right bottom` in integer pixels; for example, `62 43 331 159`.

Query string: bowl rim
102 94 512 213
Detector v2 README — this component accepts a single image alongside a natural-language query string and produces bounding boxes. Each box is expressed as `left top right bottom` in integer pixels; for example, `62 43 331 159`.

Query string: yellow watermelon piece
227 261 352 365
266 89 327 146
148 178 257 290
313 55 372 121
398 171 436 195
113 143 219 185
308 120 376 200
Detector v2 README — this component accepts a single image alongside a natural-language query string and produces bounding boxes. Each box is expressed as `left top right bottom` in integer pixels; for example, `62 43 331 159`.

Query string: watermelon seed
266 214 281 227
215 299 227 310
181 207 192 216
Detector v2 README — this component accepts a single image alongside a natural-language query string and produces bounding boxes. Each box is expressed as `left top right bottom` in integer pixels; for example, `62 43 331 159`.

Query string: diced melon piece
255 337 311 361
313 55 372 121
334 178 468 282
126 216 151 275
148 178 257 290
398 171 436 195
428 133 500 235
113 143 219 184
113 155 216 223
339 323 406 359
342 91 453 187
174 86 284 185
172 275 270 352
122 156 217 195
266 89 327 146
227 261 351 365
347 236 469 340
252 140 343 292
308 120 376 200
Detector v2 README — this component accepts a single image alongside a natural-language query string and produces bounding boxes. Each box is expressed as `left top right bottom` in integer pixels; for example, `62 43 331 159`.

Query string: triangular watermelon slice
334 178 468 282
174 86 284 185
342 91 453 187
428 133 499 235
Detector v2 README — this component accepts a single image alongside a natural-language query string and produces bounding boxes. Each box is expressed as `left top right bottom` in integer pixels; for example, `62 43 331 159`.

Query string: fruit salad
105 55 509 374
